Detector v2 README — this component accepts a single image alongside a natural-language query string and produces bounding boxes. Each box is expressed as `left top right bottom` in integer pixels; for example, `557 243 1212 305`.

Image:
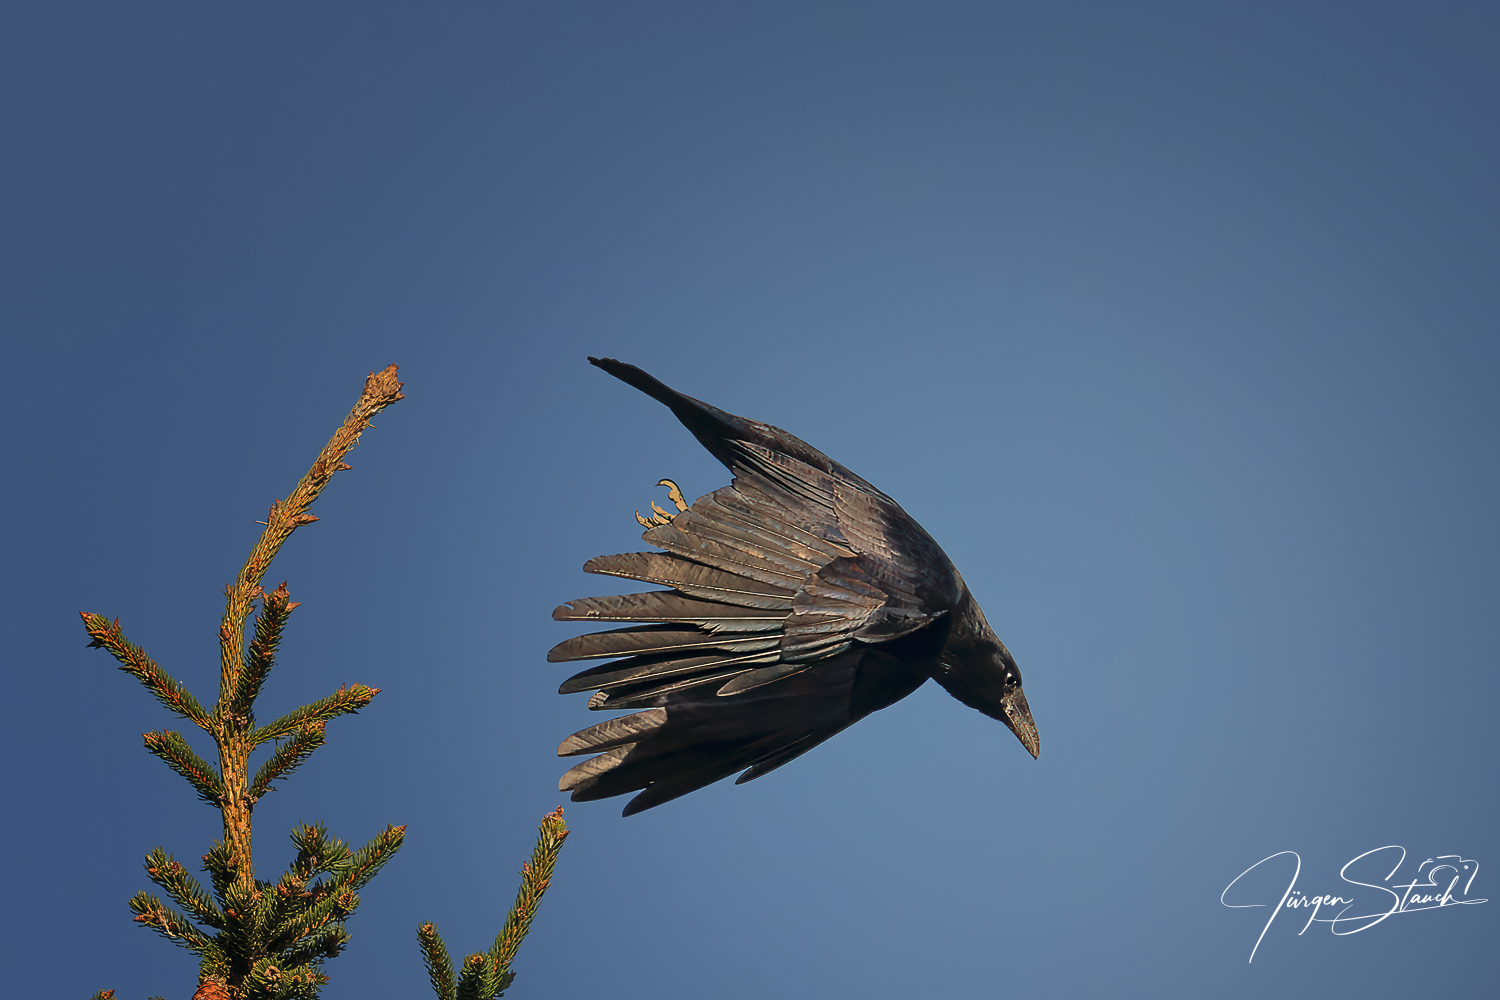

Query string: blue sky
5 3 1498 997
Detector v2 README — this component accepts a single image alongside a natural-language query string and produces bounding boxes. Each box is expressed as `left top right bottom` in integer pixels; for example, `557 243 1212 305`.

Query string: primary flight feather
552 357 1039 815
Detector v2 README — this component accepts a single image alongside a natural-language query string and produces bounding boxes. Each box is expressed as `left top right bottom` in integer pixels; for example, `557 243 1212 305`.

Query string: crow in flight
551 358 1039 814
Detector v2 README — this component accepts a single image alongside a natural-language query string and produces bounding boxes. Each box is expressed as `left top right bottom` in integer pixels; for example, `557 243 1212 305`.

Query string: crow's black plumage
551 357 1040 815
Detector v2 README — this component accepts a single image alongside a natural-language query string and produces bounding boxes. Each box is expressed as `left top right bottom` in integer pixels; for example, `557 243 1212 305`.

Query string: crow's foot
635 478 690 528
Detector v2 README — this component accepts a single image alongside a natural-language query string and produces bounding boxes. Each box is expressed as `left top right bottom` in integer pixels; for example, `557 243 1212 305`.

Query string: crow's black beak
1002 685 1040 759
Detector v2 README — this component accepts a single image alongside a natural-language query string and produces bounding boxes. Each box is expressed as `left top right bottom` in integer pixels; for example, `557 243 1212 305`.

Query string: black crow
551 357 1039 815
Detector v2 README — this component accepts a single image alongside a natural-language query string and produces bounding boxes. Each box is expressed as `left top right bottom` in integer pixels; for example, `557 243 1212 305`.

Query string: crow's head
931 595 1040 759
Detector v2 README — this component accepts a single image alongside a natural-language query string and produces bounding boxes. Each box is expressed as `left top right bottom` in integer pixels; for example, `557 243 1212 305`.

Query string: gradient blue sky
6 3 1498 998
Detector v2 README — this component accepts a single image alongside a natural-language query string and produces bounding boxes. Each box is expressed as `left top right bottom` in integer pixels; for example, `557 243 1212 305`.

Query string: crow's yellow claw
634 478 691 529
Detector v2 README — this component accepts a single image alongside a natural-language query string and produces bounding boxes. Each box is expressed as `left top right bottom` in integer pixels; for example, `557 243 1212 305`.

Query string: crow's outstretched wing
552 365 967 814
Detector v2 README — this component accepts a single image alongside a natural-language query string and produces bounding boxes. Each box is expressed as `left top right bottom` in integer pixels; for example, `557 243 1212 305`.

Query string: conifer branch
417 923 458 1000
488 807 570 983
143 731 225 805
216 876 264 968
263 871 315 941
330 823 406 895
269 824 351 934
250 685 381 747
287 823 353 875
217 365 403 709
417 808 569 999
249 722 327 802
231 582 298 718
79 614 211 728
241 956 329 1000
282 878 353 930
268 892 354 957
456 955 493 1000
275 825 347 917
277 925 352 969
144 848 225 929
202 840 238 904
256 825 403 959
243 877 282 958
129 891 213 952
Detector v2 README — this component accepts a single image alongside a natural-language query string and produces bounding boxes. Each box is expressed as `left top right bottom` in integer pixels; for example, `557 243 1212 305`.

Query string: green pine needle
143 848 225 929
418 808 569 1000
249 722 327 801
329 823 406 895
417 922 457 1000
242 955 329 1000
488 807 570 981
142 730 224 806
455 954 492 1000
80 614 211 727
230 582 298 716
128 891 212 953
250 684 380 747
